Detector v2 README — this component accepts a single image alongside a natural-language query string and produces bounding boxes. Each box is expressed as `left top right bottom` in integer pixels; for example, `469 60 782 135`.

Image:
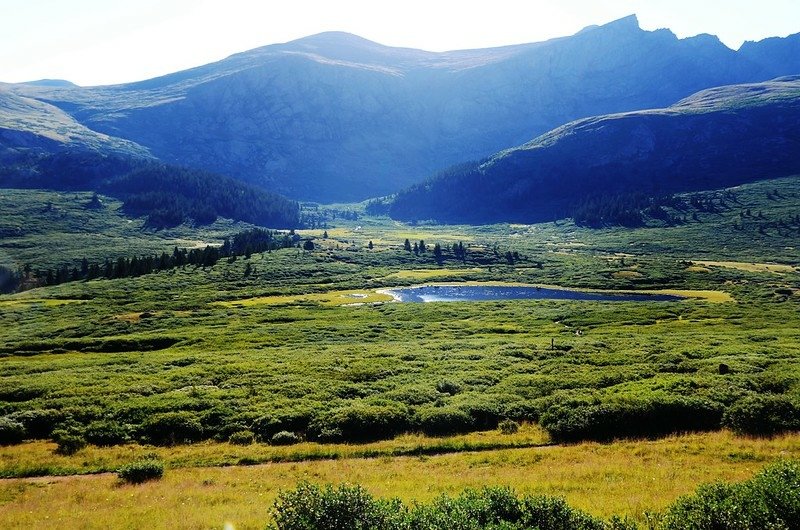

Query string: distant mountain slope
387 77 800 224
0 88 150 158
5 16 800 202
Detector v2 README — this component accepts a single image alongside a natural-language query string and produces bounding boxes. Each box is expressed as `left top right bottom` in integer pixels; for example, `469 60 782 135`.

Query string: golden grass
0 425 549 478
1 431 798 529
0 298 83 308
384 268 483 280
216 289 395 307
692 260 798 274
611 271 643 279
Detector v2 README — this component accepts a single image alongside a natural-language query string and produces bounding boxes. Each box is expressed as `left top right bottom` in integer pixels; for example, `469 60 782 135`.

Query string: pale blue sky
2 0 799 86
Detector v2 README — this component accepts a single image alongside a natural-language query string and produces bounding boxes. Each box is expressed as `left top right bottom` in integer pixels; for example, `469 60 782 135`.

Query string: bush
228 430 255 445
436 379 462 395
117 458 164 484
416 407 474 437
84 420 128 446
498 419 520 435
52 429 87 455
270 482 404 530
269 483 605 530
540 395 723 443
270 431 300 446
308 403 411 443
722 394 800 436
0 416 26 445
8 409 64 439
252 409 313 442
139 411 203 445
661 459 800 529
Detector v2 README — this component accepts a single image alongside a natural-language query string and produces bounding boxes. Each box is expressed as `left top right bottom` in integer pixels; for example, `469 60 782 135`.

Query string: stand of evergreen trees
5 228 299 293
0 150 300 229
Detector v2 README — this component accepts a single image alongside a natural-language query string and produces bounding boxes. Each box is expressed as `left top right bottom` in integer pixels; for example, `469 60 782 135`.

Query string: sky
2 0 799 86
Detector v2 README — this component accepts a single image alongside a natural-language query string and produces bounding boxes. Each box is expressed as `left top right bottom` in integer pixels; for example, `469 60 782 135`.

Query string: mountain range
388 76 800 224
2 15 800 204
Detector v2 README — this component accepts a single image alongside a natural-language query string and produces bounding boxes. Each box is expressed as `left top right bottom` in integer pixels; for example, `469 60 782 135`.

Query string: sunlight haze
2 0 799 85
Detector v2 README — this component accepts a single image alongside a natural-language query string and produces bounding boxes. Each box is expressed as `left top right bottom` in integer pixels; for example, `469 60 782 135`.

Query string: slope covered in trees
0 150 300 229
388 77 800 224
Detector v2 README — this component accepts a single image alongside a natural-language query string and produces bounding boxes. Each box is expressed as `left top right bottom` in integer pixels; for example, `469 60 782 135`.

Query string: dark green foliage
540 395 723 443
1 151 299 229
139 412 203 446
270 431 301 446
661 459 800 529
52 429 87 455
269 483 605 530
252 410 313 442
117 458 164 484
0 416 26 445
228 430 255 445
722 395 800 436
270 482 406 530
416 407 474 437
308 403 411 443
498 419 520 435
84 420 129 446
8 409 63 439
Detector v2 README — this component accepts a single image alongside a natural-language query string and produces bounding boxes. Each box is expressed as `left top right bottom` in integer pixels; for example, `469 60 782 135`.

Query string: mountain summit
4 16 800 202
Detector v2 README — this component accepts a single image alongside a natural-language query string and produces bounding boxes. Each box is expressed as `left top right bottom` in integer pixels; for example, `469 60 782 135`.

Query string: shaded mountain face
388 77 800 224
4 16 800 202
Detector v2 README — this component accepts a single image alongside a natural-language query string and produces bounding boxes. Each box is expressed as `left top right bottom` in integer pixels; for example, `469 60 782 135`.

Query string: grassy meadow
0 176 799 527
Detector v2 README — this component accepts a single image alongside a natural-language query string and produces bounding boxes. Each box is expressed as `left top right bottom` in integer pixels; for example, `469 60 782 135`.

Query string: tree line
2 228 300 293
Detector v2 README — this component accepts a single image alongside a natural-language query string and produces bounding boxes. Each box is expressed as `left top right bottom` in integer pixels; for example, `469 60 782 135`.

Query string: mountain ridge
3 16 800 202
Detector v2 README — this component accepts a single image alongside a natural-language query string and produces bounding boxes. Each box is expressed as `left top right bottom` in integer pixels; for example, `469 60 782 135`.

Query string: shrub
498 419 520 435
0 416 26 445
252 409 313 442
661 459 800 529
540 395 723 443
139 411 203 446
228 430 255 445
84 420 128 446
270 482 404 530
308 403 411 443
117 458 164 484
722 394 800 436
270 431 300 446
52 429 87 455
436 379 462 395
8 409 64 439
416 407 474 437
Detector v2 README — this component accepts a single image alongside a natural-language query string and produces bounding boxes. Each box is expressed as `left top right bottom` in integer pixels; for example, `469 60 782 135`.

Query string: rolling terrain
389 77 800 224
4 15 800 201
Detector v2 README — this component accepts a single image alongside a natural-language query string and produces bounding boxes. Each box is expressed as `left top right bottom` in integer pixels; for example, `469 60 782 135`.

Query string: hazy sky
2 0 799 86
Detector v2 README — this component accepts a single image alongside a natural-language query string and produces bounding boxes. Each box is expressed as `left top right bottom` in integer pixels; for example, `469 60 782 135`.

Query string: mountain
387 77 800 224
4 16 800 202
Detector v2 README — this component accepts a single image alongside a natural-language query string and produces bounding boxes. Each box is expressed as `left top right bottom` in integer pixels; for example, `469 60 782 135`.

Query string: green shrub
661 459 800 529
436 379 462 395
0 416 26 445
270 482 404 530
722 394 800 436
416 407 474 436
140 411 203 445
252 409 313 442
308 403 411 443
84 420 128 446
228 430 255 445
269 483 605 530
270 431 300 446
540 395 723 443
8 409 64 439
117 458 164 484
498 419 520 435
52 429 87 455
